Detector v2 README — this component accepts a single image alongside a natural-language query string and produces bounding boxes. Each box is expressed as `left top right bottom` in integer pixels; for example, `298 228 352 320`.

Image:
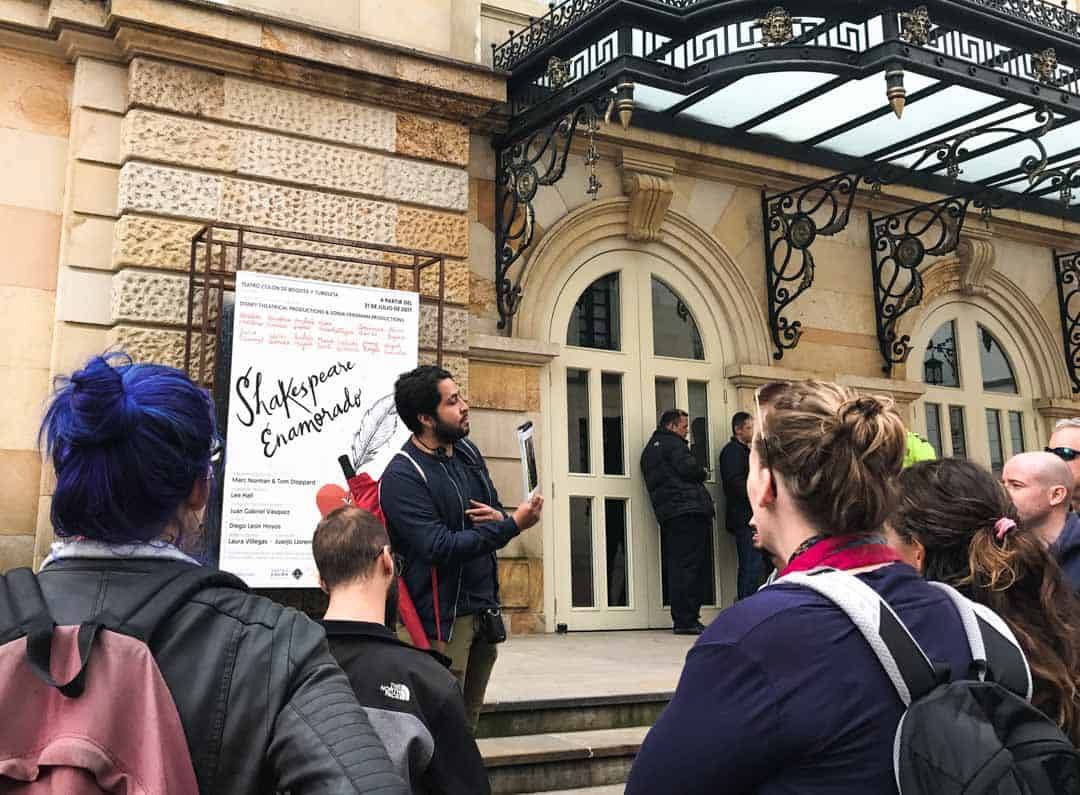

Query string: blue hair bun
41 351 217 544
67 353 139 446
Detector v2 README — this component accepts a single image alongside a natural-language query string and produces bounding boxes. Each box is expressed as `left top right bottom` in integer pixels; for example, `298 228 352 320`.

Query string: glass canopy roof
494 0 1080 219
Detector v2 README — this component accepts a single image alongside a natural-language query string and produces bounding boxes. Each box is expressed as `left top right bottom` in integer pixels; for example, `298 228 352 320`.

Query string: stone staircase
476 692 671 795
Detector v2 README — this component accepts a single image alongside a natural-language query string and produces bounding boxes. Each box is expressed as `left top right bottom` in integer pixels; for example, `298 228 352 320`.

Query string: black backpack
783 568 1080 794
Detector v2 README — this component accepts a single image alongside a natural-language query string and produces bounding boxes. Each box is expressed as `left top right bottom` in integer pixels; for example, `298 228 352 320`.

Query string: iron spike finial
886 66 907 119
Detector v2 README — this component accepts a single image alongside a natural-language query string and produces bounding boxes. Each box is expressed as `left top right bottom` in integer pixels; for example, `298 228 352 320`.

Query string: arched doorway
547 249 733 629
516 201 771 632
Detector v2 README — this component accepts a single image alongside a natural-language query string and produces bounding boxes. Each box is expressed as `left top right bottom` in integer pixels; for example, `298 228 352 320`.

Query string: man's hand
466 500 505 524
512 493 544 531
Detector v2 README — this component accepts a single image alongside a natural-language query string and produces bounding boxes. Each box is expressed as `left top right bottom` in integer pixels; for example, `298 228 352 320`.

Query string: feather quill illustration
352 393 399 470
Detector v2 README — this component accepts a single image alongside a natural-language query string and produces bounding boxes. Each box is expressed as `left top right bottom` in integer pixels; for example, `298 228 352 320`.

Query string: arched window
651 277 705 360
918 310 1030 475
567 272 620 351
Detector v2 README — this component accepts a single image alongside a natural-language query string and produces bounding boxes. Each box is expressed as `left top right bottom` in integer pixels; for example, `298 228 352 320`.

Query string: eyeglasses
1046 446 1080 462
366 545 403 576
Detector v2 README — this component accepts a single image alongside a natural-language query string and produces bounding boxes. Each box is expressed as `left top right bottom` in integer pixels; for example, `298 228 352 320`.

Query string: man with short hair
720 411 763 600
380 365 543 732
1001 451 1080 589
314 506 491 795
1047 417 1080 511
641 409 715 635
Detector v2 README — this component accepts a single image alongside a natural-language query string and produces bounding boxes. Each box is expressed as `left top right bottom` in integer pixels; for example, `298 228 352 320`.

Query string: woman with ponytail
19 353 406 794
889 457 1080 744
627 381 976 794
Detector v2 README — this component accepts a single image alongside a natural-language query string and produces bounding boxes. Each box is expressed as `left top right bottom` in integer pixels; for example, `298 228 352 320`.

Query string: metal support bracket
762 173 864 359
869 197 971 375
1053 249 1080 394
494 95 610 330
762 104 1056 360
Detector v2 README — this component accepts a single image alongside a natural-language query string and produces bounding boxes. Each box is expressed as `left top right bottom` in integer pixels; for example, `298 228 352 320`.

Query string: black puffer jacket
641 428 714 524
33 558 408 795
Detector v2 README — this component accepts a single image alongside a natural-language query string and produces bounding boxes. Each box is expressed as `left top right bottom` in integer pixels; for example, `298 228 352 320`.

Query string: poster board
218 272 418 587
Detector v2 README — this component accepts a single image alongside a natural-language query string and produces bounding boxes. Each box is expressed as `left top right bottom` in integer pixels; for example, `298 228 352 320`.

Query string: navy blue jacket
380 440 520 642
456 438 504 613
626 564 973 795
1052 512 1080 592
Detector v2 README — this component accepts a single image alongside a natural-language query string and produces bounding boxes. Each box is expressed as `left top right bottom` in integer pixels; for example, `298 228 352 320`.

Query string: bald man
1002 451 1080 590
1047 418 1080 511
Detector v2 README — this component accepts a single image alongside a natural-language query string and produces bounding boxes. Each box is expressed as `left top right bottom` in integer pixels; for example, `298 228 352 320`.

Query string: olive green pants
399 613 498 735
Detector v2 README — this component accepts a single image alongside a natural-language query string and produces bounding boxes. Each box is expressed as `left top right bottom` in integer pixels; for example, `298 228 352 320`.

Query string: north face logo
380 682 411 702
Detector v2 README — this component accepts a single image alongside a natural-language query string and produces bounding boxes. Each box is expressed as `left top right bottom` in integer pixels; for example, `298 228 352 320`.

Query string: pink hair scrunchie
994 517 1017 541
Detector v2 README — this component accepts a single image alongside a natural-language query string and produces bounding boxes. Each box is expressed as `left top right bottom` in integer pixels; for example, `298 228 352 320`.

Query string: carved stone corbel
956 231 996 296
618 148 675 242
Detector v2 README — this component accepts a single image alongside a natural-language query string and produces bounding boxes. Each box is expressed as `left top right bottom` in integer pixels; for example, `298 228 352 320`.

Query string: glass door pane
949 406 968 458
605 499 629 607
688 380 710 474
655 377 676 424
925 403 944 457
569 496 595 608
1008 411 1025 455
986 409 1004 475
567 369 590 473
602 373 625 475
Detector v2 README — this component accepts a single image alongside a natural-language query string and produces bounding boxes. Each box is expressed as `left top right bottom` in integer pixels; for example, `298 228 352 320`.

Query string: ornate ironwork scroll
495 96 610 329
870 198 970 374
974 0 1080 37
1053 249 1080 394
762 173 864 359
761 106 1052 360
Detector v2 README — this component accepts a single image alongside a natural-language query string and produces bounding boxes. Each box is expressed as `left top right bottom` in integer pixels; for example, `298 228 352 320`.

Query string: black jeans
732 523 768 600
661 514 710 629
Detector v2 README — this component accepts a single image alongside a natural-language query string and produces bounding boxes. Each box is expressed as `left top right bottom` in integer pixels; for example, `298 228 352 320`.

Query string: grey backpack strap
782 569 939 706
927 581 1033 701
379 449 428 506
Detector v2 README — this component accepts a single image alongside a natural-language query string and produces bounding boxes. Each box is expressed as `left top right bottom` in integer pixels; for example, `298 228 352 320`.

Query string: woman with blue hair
21 353 406 794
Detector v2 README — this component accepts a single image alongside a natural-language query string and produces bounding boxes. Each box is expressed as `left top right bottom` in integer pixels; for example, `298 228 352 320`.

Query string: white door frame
544 248 734 630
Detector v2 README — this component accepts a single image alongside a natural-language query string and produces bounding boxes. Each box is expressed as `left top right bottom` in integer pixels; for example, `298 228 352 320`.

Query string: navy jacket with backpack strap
380 440 521 643
785 568 1079 795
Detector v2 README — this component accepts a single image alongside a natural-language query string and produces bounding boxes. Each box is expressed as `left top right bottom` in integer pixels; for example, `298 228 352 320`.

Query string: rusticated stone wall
0 46 73 571
104 57 471 381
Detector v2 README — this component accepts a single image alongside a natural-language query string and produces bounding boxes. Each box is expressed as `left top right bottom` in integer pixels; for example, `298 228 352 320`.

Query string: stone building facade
2 0 1080 634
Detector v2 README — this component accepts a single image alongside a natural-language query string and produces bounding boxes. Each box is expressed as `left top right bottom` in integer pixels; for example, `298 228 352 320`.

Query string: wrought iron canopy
492 0 1080 332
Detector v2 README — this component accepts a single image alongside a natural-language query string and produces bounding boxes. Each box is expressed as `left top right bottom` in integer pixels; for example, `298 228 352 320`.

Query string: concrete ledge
470 333 560 365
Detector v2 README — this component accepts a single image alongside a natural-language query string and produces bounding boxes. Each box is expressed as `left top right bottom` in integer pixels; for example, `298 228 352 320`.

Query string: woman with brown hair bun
626 380 977 795
889 457 1080 744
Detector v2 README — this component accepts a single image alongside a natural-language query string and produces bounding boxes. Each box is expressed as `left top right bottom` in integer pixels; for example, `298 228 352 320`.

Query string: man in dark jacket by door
719 411 765 600
641 409 715 635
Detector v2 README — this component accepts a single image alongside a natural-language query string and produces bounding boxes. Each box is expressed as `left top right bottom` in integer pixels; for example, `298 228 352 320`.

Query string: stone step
479 726 647 795
477 692 671 738
522 786 625 795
